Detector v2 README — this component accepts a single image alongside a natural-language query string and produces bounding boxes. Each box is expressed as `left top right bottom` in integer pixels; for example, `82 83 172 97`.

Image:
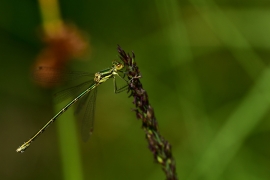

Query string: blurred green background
1 0 270 180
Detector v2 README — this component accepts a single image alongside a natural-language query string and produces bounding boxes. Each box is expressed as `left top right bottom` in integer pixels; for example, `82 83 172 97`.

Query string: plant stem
38 0 63 36
37 1 84 180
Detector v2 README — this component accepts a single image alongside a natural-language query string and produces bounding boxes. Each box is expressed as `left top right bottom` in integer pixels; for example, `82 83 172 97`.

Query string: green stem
37 1 84 179
38 0 63 36
56 101 84 180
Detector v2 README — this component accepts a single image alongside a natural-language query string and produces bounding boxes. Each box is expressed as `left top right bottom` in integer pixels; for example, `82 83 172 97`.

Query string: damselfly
16 61 127 153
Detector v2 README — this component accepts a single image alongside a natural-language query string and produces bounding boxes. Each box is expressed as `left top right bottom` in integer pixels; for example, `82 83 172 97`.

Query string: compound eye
117 63 123 70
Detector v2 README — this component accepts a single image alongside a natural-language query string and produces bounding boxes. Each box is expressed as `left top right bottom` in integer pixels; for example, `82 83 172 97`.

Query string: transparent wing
32 66 93 85
32 66 95 104
75 87 97 142
33 66 98 142
53 80 94 104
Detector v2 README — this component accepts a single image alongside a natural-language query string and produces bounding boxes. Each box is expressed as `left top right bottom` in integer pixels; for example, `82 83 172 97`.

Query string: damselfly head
112 61 124 70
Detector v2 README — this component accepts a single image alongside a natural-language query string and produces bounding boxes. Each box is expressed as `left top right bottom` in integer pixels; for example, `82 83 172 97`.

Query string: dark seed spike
118 45 178 180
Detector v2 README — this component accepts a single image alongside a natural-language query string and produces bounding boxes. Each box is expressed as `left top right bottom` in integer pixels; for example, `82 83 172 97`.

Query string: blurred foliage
0 0 270 180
